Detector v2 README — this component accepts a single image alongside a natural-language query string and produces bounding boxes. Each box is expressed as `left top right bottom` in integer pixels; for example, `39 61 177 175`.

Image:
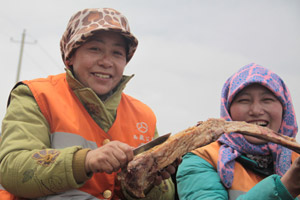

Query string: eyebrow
88 38 125 48
237 90 274 97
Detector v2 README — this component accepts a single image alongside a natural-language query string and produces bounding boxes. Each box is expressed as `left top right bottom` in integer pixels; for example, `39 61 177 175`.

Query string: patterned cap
60 8 138 67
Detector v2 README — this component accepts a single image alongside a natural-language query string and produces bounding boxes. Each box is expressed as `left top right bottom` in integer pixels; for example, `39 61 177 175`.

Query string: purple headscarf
217 63 298 188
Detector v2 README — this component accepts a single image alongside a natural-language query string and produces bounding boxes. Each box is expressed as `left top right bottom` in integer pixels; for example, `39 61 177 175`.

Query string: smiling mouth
249 121 269 127
93 73 111 79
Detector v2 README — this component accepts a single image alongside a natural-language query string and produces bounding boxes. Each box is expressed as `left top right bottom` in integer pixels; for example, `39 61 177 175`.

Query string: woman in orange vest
0 8 176 200
177 63 300 199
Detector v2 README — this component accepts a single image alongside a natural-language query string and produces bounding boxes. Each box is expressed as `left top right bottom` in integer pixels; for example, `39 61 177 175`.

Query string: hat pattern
60 8 138 66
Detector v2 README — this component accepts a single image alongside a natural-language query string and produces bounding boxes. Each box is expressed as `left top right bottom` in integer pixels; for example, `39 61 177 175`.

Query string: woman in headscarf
177 63 300 199
0 8 176 200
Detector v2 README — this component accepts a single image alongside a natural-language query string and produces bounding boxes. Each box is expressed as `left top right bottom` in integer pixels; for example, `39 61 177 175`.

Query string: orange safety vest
9 73 156 200
0 190 20 200
192 141 300 197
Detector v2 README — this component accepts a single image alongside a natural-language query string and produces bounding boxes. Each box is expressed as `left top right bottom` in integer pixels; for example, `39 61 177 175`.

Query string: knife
133 133 171 155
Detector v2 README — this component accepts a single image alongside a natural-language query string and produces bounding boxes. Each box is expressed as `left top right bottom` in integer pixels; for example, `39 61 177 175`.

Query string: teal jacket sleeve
237 175 296 200
176 153 297 200
176 152 228 200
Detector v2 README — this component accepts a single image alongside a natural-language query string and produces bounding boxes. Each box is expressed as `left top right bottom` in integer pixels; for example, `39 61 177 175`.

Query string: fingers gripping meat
118 118 300 198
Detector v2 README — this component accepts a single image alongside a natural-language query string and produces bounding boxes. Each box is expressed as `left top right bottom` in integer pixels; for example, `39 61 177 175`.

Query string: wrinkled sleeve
0 84 83 198
237 174 295 200
176 152 228 200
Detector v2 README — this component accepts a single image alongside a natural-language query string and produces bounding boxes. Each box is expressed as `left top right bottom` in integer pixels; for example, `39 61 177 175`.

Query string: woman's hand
85 141 134 174
281 157 300 198
154 157 182 185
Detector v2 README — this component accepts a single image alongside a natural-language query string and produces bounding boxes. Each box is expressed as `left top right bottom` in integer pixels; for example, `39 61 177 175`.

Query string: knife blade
133 133 171 155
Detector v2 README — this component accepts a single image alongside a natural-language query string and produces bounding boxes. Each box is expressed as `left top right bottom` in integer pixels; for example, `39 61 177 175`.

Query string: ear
63 59 73 70
67 57 73 66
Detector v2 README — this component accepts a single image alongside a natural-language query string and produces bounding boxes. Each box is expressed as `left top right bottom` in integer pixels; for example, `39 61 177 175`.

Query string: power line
36 42 63 71
23 50 49 75
25 32 63 71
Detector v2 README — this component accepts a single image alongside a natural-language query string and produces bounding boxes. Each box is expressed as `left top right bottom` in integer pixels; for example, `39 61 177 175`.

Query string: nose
249 102 264 116
97 53 113 68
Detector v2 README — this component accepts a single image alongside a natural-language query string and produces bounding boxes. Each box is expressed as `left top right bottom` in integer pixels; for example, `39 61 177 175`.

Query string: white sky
0 0 300 142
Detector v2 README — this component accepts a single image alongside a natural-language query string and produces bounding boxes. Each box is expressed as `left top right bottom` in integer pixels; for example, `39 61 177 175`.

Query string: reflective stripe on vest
51 132 98 149
24 73 156 199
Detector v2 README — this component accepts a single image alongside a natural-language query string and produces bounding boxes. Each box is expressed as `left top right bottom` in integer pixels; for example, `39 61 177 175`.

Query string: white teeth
250 121 268 126
94 73 110 79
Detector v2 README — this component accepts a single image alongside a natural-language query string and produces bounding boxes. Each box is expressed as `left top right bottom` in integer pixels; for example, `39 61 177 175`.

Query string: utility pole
11 29 36 83
15 29 26 83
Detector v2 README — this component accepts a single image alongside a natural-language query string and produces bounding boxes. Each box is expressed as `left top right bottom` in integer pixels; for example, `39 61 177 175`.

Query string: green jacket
177 152 298 200
0 69 174 200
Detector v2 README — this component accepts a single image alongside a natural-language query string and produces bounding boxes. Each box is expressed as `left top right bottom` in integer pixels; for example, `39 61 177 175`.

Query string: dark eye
90 47 100 51
115 50 124 55
263 97 276 102
236 98 250 103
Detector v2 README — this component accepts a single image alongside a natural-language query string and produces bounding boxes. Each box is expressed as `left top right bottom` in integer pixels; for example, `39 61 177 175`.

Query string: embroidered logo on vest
136 122 148 133
134 122 152 143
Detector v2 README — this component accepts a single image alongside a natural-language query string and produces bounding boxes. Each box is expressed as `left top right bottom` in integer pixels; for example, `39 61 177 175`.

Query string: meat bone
118 118 300 198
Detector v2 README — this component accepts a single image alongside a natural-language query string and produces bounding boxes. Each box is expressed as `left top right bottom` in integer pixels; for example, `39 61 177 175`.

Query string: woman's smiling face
230 84 283 144
69 31 127 96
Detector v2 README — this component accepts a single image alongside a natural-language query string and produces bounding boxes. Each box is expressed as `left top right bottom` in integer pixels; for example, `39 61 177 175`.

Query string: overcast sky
0 0 299 142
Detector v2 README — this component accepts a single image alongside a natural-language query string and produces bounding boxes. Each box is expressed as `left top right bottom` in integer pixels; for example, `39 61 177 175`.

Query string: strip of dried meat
118 118 300 198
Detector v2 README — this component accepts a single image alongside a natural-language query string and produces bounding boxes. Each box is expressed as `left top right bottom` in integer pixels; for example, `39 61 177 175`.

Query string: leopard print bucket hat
60 8 138 67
